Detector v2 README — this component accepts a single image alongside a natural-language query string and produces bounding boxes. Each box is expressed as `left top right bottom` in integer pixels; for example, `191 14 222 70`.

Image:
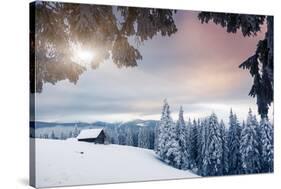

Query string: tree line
105 124 155 149
36 122 156 150
155 100 273 176
37 124 81 140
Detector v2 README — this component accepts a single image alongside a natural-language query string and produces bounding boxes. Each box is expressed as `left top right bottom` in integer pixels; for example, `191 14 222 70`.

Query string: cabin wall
95 132 105 144
78 138 96 143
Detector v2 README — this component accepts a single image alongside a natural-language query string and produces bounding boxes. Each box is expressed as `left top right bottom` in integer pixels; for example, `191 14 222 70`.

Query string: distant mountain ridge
31 119 158 129
30 120 159 139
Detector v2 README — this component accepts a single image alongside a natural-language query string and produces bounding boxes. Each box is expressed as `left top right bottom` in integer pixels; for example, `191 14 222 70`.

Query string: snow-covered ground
34 138 198 188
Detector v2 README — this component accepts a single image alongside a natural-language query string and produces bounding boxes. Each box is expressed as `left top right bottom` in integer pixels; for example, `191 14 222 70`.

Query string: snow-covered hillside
34 139 198 188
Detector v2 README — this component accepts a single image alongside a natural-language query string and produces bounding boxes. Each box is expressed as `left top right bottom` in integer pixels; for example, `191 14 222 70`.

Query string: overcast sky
35 11 272 123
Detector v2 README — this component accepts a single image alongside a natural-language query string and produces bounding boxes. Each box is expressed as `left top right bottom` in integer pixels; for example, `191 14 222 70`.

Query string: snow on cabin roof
77 128 103 139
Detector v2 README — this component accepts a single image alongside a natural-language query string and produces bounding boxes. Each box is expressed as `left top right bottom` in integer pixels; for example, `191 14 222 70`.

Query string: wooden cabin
77 128 105 144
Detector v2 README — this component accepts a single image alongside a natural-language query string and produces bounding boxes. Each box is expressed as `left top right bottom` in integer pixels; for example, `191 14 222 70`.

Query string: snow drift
34 138 198 188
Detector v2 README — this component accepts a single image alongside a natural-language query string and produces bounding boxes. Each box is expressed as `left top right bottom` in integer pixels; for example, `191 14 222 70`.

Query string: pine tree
138 127 150 149
185 118 193 169
51 130 56 139
241 120 246 130
112 127 119 144
240 109 261 174
259 118 273 172
202 113 223 176
255 115 263 170
190 119 199 169
73 124 79 137
154 123 160 151
165 129 181 168
175 106 189 169
118 128 126 145
198 118 209 175
227 109 242 175
155 99 172 158
44 133 49 139
60 132 65 140
156 99 180 168
125 127 134 146
69 131 73 138
196 119 204 174
220 120 229 175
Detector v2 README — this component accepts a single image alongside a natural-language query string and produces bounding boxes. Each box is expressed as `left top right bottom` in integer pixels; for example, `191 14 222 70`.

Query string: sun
71 44 95 66
76 49 94 63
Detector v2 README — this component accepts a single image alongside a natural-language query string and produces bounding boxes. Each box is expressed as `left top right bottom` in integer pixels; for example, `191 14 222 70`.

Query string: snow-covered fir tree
227 109 242 174
255 115 263 170
165 127 181 168
155 99 181 168
198 118 208 175
241 120 246 135
259 118 273 172
154 123 160 151
112 127 119 144
196 119 203 174
138 127 150 149
60 132 65 140
220 120 229 174
190 119 199 169
174 106 189 169
106 127 119 144
73 124 79 137
125 127 134 146
202 113 223 176
44 133 49 139
117 128 126 145
185 118 193 169
240 109 261 174
51 130 56 139
155 99 171 157
69 131 73 138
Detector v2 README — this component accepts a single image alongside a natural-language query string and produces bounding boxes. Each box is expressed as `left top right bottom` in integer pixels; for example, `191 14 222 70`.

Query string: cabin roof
77 128 104 139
